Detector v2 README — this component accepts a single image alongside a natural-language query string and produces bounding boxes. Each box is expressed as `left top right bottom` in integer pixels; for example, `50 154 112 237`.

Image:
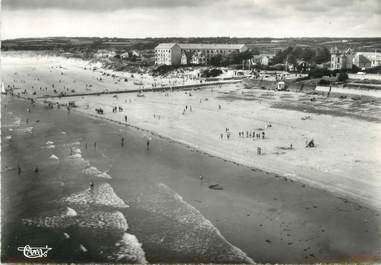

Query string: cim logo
17 245 52 258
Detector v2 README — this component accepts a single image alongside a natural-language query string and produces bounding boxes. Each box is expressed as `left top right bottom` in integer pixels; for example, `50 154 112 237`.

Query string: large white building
353 52 381 69
154 43 248 65
154 43 182 65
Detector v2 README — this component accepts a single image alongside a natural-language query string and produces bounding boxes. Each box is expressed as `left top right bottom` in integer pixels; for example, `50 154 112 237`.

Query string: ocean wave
72 147 81 154
3 116 21 128
61 155 90 169
15 126 33 133
69 153 82 159
83 166 112 179
22 210 128 234
64 141 80 147
135 183 254 264
22 215 76 229
66 207 77 217
49 154 59 160
106 233 147 264
62 183 129 209
83 166 102 176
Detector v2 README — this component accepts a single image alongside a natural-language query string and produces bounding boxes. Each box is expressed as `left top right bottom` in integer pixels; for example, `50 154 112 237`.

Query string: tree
314 47 330 64
336 72 348 82
210 54 224 66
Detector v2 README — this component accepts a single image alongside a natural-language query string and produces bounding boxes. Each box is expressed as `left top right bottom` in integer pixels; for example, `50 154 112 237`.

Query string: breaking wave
135 183 254 264
22 210 128 233
105 233 147 263
62 183 129 209
83 166 112 179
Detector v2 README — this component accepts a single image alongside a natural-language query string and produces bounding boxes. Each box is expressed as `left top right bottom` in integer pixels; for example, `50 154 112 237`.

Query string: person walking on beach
89 181 94 192
17 165 21 176
199 175 204 185
121 137 124 147
34 166 39 174
94 142 97 149
146 139 150 150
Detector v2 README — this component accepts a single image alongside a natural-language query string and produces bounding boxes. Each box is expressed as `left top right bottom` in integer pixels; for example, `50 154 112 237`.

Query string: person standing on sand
89 181 94 192
121 137 124 147
17 165 21 176
146 140 150 150
199 175 204 185
94 142 97 149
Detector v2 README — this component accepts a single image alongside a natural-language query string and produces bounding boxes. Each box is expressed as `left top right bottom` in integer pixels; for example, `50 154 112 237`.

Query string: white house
330 47 354 70
191 52 207 65
353 52 381 69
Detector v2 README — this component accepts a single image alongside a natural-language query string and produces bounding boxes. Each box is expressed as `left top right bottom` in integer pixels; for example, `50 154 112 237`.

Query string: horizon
3 36 381 42
2 0 380 40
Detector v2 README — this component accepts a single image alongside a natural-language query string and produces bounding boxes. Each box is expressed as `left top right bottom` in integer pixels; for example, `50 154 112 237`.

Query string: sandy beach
2 52 381 263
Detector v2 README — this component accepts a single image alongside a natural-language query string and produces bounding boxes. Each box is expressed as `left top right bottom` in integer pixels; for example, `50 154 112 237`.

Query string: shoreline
4 94 381 263
32 94 381 213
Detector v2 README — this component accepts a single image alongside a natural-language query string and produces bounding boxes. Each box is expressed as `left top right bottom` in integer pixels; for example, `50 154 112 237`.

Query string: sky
1 0 380 39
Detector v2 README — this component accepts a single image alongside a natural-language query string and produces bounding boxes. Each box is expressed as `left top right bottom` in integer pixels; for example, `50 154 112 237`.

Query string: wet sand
3 53 381 211
2 95 380 263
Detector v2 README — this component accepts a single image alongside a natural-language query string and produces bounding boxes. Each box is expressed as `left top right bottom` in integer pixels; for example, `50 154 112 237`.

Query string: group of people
238 130 265 139
182 105 193 115
112 106 123 113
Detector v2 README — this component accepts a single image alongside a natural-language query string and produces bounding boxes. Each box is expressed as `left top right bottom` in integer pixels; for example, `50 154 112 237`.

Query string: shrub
201 68 223 78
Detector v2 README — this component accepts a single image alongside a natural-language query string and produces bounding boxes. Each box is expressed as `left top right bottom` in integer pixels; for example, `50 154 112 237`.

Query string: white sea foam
62 183 129 209
83 166 102 176
83 166 112 179
135 183 254 264
96 172 112 179
77 211 128 232
46 144 55 149
66 207 77 217
15 126 33 133
5 136 12 140
49 154 59 160
22 215 76 229
62 155 90 168
108 233 147 264
79 244 88 252
73 147 81 154
22 210 127 233
46 141 54 145
63 232 70 239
